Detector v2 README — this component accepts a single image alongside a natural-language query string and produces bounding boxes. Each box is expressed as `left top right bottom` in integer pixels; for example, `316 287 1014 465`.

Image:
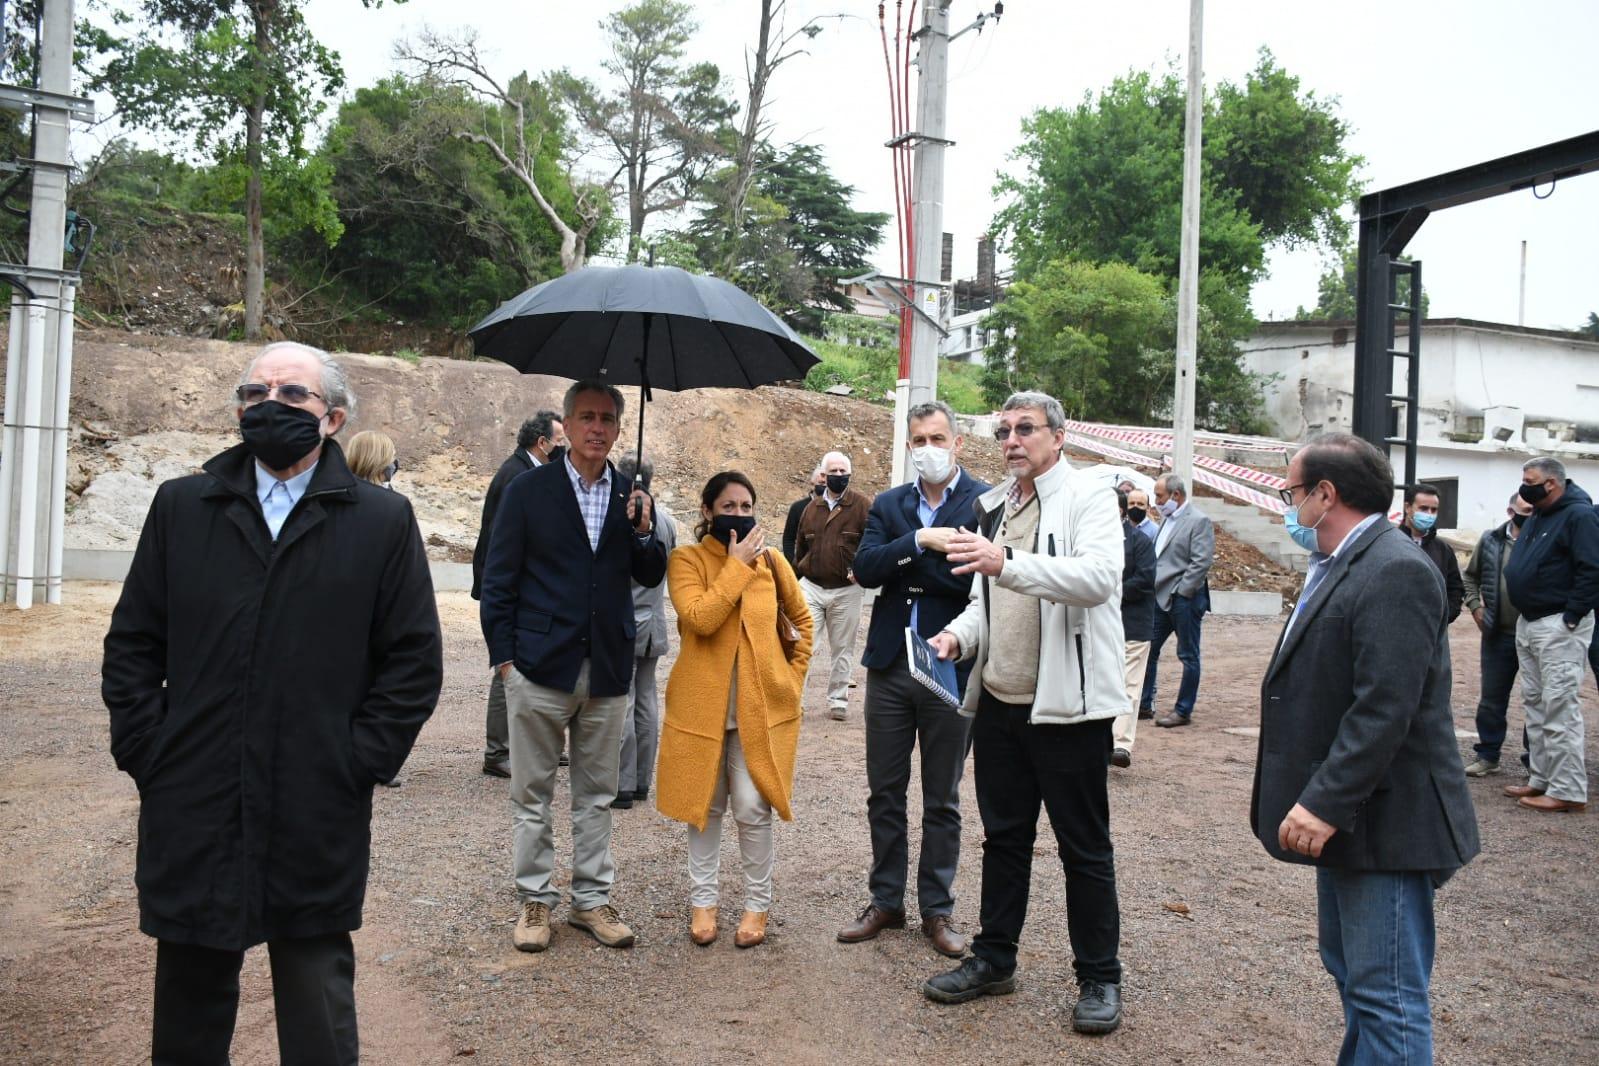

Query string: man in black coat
103 342 444 1066
480 380 667 953
782 466 825 563
1398 482 1464 624
839 401 988 958
471 410 565 777
1111 488 1156 768
1256 433 1479 1064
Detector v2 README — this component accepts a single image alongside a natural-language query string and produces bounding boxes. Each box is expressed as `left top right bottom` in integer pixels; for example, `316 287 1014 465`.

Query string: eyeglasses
236 382 324 406
993 422 1044 442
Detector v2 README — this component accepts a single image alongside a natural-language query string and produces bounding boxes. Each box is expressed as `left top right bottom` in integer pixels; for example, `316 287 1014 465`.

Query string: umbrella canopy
468 263 820 392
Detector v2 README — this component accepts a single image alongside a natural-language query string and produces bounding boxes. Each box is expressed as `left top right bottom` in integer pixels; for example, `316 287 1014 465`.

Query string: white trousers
801 578 864 709
687 730 775 912
1113 640 1152 749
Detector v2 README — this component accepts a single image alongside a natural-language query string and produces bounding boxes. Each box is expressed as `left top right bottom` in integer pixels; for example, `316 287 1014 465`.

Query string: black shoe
1072 979 1122 1035
923 956 1016 1004
1136 707 1154 721
632 789 649 802
1110 747 1131 769
610 794 634 809
482 759 510 779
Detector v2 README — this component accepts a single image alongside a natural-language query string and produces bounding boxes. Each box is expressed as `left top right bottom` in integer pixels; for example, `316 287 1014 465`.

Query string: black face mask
545 445 566 465
709 514 757 546
826 473 850 495
1511 512 1528 528
240 400 324 471
1126 507 1147 525
812 483 825 497
1518 480 1550 505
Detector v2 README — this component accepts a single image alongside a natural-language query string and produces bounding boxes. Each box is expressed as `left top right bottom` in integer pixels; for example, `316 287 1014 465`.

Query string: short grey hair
821 450 852 472
1001 390 1065 431
1523 456 1566 481
563 380 626 422
907 400 958 433
238 341 356 419
1160 473 1188 499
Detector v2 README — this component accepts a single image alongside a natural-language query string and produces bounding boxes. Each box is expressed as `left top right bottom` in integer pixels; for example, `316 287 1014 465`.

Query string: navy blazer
852 468 989 677
479 460 668 698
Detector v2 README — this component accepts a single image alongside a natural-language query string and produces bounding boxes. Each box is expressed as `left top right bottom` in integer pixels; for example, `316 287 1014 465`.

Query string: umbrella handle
630 313 652 529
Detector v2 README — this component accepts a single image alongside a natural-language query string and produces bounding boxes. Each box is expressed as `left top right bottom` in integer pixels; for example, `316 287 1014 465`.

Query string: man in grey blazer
1140 473 1214 727
1255 433 1479 1065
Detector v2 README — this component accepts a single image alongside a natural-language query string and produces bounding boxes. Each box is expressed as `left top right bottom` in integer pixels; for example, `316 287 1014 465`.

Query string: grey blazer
1153 503 1215 610
1250 519 1481 873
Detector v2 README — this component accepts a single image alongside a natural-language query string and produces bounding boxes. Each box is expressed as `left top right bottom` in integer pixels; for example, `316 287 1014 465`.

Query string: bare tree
397 29 611 273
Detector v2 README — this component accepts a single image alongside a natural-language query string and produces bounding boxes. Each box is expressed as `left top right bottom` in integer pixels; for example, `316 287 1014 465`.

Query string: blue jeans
1317 868 1436 1066
1140 590 1207 718
1473 627 1527 765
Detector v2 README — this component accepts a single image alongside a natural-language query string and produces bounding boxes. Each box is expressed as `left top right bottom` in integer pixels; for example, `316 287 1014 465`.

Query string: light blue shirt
1136 517 1159 542
909 469 962 632
255 461 317 541
1155 499 1189 556
1283 512 1383 640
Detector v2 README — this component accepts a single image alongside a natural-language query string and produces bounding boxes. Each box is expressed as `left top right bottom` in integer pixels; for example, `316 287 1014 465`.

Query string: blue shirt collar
564 453 611 493
255 460 318 506
914 468 961 511
1309 511 1384 567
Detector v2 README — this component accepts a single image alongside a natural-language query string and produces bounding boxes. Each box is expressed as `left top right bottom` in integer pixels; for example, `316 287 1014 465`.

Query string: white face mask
910 445 954 484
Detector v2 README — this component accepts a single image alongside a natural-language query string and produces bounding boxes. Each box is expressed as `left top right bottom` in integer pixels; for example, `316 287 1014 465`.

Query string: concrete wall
1414 444 1599 535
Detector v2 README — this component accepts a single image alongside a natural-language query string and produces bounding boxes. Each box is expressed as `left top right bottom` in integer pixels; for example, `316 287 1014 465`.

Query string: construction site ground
3 331 1594 1063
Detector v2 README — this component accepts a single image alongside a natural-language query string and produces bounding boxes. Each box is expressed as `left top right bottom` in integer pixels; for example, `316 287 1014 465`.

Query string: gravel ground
1 584 1596 1064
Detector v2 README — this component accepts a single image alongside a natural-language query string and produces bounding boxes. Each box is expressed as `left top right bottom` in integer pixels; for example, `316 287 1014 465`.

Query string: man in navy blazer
1256 433 1478 1064
838 401 989 958
480 381 667 954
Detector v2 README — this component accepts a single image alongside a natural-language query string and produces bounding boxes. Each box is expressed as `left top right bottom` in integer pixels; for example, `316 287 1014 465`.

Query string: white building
1241 318 1599 532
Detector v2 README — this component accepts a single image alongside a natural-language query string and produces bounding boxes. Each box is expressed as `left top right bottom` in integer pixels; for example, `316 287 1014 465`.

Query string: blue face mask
1411 512 1437 532
1284 505 1322 552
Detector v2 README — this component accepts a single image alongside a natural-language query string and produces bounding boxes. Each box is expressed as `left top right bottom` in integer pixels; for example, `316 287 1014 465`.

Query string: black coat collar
201 439 359 504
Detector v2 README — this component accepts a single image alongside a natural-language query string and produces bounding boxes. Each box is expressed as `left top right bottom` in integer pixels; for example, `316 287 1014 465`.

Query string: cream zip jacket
943 457 1126 724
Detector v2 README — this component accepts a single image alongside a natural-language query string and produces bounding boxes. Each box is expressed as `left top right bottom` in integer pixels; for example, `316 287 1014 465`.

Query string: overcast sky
294 0 1599 330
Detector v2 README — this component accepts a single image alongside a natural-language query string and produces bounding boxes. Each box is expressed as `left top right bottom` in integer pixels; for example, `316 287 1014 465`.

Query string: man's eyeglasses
1278 483 1306 506
236 382 323 406
993 422 1045 442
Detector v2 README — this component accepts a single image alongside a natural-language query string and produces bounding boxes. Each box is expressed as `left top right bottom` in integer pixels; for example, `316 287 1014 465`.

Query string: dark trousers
484 668 508 765
970 690 1121 984
1590 625 1599 691
863 666 971 917
152 933 358 1066
1140 591 1206 718
1474 627 1528 764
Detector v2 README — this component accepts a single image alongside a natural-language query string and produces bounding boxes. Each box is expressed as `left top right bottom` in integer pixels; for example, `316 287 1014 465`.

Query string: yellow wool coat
656 537 814 830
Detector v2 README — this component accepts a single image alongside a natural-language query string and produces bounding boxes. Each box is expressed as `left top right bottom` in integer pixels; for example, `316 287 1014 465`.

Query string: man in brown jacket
795 450 871 719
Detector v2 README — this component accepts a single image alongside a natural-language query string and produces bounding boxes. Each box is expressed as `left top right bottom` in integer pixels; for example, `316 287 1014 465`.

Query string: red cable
900 1 919 377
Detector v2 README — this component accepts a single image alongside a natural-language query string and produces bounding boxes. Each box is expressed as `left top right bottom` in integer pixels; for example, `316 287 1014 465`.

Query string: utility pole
1518 240 1527 326
1170 0 1204 488
889 1 999 486
0 0 89 607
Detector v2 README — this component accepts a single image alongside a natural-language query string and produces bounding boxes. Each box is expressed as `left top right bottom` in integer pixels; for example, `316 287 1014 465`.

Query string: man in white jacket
920 390 1126 1037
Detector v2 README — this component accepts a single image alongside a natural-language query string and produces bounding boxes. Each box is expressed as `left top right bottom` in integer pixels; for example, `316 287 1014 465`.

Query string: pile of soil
24 330 1293 591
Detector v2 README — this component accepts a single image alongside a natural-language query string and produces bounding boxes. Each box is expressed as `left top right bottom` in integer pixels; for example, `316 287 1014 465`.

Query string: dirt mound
3 328 1292 588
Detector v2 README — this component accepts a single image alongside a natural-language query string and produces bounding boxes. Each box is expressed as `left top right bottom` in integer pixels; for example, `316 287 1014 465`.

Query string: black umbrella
469 264 821 491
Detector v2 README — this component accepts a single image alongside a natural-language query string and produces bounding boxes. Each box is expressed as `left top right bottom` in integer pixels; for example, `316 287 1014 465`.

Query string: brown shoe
569 904 635 948
1519 795 1586 813
734 910 769 949
1154 712 1191 728
837 903 906 943
690 906 718 945
921 915 968 958
512 900 552 953
1503 784 1545 798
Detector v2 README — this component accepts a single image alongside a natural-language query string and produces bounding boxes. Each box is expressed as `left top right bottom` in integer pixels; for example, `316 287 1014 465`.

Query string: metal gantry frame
1352 130 1599 486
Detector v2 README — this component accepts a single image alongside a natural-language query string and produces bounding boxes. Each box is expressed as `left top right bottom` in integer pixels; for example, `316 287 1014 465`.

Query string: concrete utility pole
1170 0 1204 488
0 0 88 608
1518 240 1527 326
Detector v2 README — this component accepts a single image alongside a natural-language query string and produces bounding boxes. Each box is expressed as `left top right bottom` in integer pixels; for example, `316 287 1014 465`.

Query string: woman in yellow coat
657 471 813 948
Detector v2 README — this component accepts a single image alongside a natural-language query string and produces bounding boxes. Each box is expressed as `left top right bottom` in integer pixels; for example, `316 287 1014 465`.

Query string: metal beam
1359 129 1599 227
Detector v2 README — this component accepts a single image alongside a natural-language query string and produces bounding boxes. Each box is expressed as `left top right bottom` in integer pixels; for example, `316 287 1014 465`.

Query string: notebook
905 627 961 708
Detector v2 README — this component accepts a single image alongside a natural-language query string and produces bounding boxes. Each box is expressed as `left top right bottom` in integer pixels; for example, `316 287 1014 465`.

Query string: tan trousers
1112 640 1151 750
800 578 864 710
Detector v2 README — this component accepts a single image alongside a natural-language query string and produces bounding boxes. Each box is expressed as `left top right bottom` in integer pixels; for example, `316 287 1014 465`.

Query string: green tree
93 0 398 338
687 143 886 328
980 258 1273 433
554 0 738 261
311 75 600 326
1580 312 1599 339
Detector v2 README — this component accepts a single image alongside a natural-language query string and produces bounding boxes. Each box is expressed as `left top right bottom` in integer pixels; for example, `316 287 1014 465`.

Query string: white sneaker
1464 757 1501 777
828 704 847 721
